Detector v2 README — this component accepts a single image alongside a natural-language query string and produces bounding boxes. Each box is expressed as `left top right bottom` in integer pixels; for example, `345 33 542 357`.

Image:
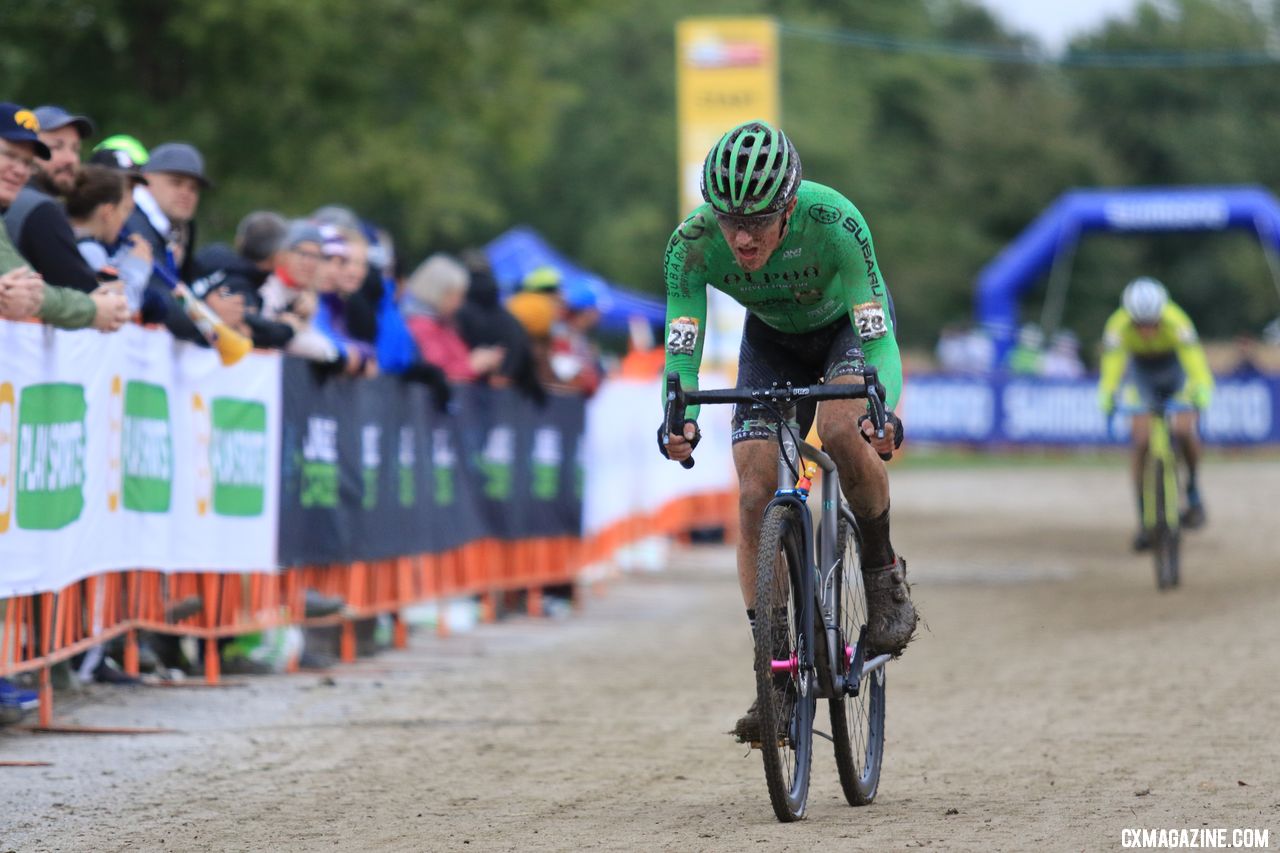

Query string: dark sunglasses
713 209 785 236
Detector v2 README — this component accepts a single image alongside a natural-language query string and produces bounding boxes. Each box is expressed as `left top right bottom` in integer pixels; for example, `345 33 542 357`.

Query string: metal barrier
0 489 736 728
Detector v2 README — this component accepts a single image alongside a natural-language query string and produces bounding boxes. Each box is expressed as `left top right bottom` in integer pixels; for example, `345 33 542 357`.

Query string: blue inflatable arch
975 185 1280 358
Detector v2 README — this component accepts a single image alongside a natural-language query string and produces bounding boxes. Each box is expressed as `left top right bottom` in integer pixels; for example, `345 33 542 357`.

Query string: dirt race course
4 458 1279 852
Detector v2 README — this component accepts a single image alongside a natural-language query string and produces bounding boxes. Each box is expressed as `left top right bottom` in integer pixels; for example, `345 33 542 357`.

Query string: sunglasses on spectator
0 144 37 172
713 209 785 236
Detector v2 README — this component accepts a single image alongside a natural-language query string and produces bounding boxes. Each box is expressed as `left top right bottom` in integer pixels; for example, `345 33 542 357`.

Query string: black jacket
456 268 545 403
192 243 294 350
3 185 99 293
124 205 206 343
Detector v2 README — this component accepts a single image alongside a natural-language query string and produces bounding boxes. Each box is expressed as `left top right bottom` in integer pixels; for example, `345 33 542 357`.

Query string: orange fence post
201 572 221 685
38 591 54 728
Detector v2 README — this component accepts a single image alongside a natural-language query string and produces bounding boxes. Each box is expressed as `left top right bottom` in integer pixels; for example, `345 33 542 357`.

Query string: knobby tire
827 515 886 805
754 504 815 822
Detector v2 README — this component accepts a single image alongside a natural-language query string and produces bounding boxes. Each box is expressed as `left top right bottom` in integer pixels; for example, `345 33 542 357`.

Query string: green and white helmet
700 120 801 216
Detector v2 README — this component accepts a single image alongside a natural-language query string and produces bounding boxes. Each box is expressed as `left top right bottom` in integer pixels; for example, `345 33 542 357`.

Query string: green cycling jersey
662 180 902 419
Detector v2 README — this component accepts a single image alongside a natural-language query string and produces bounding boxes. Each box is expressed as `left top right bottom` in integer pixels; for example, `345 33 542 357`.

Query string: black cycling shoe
730 693 793 746
1181 502 1206 530
1132 529 1153 552
864 557 918 657
730 698 762 743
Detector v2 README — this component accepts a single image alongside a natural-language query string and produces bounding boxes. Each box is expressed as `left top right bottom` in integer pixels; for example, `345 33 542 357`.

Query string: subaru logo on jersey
808 203 840 225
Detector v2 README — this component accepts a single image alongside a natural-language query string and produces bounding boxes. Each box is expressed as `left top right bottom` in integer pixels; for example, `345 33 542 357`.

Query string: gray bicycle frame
773 427 892 697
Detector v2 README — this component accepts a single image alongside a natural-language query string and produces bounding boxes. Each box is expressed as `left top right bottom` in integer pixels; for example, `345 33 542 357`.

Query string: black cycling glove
656 419 701 459
858 409 905 450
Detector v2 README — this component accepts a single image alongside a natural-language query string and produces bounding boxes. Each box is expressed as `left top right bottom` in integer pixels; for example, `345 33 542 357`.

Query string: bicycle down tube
664 371 892 694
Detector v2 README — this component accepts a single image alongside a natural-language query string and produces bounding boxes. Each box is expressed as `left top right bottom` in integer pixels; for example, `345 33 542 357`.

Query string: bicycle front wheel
754 504 815 822
1152 459 1181 590
829 515 886 806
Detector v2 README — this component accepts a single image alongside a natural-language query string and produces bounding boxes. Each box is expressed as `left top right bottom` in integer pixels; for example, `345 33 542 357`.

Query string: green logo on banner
531 427 561 500
361 424 381 511
478 425 514 501
432 428 454 507
398 426 415 508
16 383 86 530
122 381 172 513
211 398 267 516
301 416 338 508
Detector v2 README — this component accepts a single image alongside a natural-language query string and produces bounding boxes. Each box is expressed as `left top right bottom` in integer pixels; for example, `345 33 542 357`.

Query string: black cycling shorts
731 313 864 443
1126 352 1186 409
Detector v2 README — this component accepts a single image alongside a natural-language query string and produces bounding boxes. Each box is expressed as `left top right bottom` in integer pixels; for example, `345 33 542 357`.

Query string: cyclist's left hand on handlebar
657 419 700 462
859 410 904 459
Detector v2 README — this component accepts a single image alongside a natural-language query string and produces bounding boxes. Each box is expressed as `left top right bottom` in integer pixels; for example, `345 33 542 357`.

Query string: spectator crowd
0 101 604 404
0 100 606 711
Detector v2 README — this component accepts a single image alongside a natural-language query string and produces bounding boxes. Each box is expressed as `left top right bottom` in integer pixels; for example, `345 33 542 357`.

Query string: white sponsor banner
582 373 735 536
0 322 280 598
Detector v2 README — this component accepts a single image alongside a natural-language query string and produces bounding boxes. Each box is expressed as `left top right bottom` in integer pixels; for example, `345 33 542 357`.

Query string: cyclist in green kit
657 120 918 742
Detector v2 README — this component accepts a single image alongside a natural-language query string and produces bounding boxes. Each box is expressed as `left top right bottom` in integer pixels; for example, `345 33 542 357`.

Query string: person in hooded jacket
190 210 296 350
457 249 546 404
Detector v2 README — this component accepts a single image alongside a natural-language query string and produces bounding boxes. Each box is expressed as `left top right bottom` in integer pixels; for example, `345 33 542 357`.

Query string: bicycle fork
765 464 866 700
1144 417 1180 530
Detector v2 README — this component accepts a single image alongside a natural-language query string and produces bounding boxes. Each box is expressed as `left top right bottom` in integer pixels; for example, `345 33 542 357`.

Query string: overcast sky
977 0 1142 51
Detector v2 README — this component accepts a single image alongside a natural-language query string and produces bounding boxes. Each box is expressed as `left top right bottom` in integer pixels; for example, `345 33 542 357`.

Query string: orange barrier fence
1 488 737 728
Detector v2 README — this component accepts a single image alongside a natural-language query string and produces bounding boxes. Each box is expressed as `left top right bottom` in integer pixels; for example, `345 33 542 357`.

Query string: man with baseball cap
2 103 101 294
126 140 241 342
0 102 128 331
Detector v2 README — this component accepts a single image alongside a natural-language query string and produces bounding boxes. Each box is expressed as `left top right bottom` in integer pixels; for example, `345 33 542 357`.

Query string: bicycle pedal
748 738 790 750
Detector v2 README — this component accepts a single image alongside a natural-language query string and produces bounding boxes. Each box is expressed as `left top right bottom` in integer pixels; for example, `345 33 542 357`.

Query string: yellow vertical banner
675 17 779 370
676 17 780 216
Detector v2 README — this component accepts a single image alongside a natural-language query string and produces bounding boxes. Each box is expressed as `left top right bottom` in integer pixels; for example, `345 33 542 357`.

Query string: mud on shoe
863 556 918 657
730 697 762 744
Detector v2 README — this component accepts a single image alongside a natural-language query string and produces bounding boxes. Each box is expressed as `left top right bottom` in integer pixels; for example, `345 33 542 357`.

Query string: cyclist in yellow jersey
1097 277 1214 550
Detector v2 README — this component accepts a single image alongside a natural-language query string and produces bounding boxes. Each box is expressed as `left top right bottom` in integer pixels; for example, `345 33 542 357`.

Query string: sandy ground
3 458 1279 852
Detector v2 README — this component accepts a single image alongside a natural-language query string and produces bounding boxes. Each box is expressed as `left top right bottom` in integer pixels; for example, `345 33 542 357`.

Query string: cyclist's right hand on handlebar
657 419 700 462
859 410 903 461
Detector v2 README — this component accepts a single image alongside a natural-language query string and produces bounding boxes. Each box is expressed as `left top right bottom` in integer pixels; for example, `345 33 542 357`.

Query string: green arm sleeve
660 266 708 423
831 206 902 409
37 283 97 330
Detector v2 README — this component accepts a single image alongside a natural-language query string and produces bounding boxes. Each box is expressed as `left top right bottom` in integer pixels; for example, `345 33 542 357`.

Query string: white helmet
1122 277 1168 324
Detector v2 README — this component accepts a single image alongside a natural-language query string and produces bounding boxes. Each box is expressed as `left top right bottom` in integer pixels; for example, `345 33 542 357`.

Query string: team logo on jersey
782 248 803 259
807 203 840 225
677 215 707 241
794 287 824 305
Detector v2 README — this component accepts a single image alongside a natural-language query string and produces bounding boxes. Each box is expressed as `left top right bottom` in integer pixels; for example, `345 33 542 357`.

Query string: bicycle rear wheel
1152 459 1181 590
754 504 815 822
828 515 885 805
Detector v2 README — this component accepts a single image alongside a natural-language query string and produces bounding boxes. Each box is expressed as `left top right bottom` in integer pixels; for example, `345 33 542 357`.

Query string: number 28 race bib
852 301 888 341
667 316 699 355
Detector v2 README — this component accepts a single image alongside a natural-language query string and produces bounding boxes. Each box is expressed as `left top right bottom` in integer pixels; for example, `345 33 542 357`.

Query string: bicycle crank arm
861 653 891 677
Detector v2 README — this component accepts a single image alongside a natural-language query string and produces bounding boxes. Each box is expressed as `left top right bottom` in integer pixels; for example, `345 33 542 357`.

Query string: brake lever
665 371 695 470
861 367 892 462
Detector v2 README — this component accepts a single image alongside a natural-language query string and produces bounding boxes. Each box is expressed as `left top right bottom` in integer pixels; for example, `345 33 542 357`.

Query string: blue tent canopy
975 185 1280 359
486 226 666 332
